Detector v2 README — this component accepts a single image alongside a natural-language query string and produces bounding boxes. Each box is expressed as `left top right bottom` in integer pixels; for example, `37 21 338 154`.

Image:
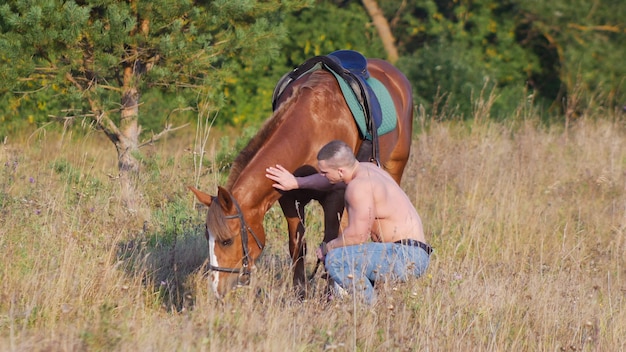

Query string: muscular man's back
349 162 425 243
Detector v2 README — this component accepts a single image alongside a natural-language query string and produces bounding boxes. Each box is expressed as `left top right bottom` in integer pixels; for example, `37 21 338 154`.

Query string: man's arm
265 164 344 191
326 180 373 250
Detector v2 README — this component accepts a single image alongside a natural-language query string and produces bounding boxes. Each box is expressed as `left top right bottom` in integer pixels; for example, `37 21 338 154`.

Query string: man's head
317 140 356 183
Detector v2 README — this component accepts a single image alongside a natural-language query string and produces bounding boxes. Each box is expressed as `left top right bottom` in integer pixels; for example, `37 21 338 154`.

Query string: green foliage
219 0 389 127
138 88 198 135
0 0 308 135
49 157 103 206
281 0 385 65
50 158 81 184
0 159 16 209
214 125 258 173
516 0 625 108
383 0 537 118
399 40 486 118
384 0 624 117
0 0 623 134
147 200 197 248
399 40 529 120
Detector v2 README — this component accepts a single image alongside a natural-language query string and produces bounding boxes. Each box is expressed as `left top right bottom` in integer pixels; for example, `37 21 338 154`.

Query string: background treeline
1 0 624 137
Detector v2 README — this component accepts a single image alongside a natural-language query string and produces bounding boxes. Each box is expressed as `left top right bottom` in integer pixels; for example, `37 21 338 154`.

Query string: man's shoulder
355 164 389 184
345 177 373 197
345 178 361 192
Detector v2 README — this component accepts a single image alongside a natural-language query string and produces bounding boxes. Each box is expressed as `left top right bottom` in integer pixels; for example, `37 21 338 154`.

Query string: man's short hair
317 140 356 169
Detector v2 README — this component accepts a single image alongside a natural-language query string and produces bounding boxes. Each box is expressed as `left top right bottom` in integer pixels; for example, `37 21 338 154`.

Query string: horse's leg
381 131 412 185
311 189 346 301
382 155 409 184
320 189 346 243
278 192 309 298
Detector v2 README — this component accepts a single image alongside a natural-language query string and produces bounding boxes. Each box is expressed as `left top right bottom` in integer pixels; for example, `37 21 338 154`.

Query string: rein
208 194 264 285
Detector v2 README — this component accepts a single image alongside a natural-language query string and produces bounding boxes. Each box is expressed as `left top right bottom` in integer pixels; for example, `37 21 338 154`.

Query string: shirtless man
265 140 431 304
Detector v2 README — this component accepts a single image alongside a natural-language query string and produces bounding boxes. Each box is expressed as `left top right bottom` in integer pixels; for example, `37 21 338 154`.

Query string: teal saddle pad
328 70 397 140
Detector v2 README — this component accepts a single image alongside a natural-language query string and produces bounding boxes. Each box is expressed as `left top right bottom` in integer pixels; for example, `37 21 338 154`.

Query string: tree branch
64 71 123 141
139 123 190 148
567 23 623 33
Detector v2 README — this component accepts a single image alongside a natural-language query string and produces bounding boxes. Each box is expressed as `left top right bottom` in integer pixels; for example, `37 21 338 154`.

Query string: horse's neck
227 83 325 223
230 171 280 224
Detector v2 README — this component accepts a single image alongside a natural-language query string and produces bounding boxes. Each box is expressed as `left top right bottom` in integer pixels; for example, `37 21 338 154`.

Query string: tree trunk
361 0 398 64
116 65 142 210
80 90 140 210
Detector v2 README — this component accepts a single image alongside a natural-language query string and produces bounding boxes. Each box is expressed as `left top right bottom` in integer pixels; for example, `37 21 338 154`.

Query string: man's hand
316 242 329 261
265 164 299 191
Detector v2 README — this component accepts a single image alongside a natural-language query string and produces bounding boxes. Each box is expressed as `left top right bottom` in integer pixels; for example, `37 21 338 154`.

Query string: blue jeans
324 242 430 304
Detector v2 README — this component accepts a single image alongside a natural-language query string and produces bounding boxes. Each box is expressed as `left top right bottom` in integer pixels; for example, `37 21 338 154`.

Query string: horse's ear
188 186 214 207
216 186 234 212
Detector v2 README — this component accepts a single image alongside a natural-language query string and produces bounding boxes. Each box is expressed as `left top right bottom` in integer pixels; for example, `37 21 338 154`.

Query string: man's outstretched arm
265 164 344 191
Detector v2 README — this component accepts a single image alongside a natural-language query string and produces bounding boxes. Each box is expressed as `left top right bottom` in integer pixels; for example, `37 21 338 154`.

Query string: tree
361 0 398 63
514 0 626 117
373 0 625 118
0 0 308 208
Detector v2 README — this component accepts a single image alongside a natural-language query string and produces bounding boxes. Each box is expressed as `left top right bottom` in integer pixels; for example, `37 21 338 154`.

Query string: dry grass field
1 108 625 351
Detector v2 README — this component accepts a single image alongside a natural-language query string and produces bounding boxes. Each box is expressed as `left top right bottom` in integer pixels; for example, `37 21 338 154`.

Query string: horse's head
189 186 265 298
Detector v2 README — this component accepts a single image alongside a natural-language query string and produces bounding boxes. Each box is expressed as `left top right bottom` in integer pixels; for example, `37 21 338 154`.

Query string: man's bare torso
345 162 425 243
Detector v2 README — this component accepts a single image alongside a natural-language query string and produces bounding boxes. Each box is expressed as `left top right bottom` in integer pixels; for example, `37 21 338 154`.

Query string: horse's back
366 59 413 182
272 57 413 183
367 59 413 110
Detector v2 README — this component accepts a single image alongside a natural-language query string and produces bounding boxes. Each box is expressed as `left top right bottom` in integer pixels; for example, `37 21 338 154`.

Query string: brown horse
189 58 413 299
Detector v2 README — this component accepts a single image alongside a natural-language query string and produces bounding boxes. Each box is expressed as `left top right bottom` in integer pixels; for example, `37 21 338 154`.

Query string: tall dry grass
1 107 625 351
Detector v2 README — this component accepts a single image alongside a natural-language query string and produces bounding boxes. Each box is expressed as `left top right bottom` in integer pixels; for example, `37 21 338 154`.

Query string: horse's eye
221 239 233 247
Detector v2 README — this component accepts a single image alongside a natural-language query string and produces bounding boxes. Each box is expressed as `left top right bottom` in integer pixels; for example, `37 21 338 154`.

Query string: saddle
271 50 384 164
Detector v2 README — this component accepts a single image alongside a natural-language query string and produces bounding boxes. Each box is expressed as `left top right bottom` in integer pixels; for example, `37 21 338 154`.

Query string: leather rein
207 194 264 285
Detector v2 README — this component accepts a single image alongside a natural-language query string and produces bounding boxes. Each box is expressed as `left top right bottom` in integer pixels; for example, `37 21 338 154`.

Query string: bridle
207 194 264 286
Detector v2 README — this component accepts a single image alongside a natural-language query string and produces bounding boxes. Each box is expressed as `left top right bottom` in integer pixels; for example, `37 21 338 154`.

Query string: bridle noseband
207 194 264 286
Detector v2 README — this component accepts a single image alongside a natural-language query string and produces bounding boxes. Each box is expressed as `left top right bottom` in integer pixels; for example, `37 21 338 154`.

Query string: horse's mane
225 104 290 189
226 70 338 189
206 202 231 241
